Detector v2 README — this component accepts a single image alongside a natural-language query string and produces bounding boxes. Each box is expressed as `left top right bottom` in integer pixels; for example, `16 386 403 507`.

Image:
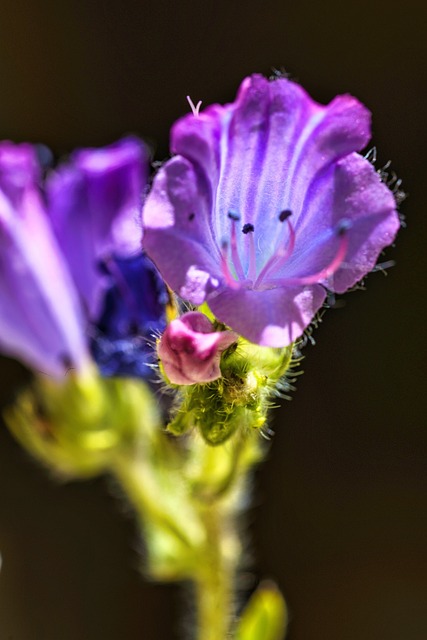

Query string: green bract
167 332 295 445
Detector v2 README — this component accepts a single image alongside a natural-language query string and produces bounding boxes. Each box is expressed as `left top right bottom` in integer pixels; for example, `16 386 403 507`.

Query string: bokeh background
0 0 426 638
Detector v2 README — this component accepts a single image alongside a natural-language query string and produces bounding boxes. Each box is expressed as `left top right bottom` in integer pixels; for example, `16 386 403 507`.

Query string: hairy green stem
110 429 252 640
194 501 239 640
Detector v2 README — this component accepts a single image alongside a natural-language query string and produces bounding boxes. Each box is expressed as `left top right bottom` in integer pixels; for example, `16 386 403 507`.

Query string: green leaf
236 581 287 640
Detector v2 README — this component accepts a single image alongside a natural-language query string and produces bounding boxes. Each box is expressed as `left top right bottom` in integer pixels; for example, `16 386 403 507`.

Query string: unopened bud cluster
157 311 294 445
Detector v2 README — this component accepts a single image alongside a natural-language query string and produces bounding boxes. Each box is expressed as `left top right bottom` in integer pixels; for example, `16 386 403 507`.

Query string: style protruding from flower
0 139 167 379
157 311 238 385
142 74 400 347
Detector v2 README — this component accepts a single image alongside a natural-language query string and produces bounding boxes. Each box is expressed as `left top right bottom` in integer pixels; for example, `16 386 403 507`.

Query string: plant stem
194 501 238 640
111 428 256 639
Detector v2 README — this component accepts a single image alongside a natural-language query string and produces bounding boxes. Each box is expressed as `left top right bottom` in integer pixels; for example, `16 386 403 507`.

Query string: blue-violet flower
0 139 166 378
142 74 400 346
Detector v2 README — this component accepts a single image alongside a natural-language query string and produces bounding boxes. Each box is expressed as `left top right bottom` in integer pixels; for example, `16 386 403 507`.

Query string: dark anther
279 209 292 222
242 223 255 234
336 218 352 236
188 212 195 221
228 210 240 221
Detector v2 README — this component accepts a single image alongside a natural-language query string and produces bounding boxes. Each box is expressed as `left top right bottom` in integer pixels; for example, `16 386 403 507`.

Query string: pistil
242 223 257 283
228 211 245 281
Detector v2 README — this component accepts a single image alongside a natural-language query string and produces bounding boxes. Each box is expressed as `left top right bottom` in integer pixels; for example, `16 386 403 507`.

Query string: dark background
0 0 426 638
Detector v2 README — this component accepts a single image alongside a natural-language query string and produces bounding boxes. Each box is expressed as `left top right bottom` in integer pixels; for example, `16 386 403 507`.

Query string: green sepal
166 337 294 446
236 581 288 640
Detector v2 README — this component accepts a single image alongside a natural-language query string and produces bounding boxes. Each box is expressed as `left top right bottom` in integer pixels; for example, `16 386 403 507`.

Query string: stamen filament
261 231 349 288
220 243 240 290
246 230 257 282
254 218 296 287
230 220 245 281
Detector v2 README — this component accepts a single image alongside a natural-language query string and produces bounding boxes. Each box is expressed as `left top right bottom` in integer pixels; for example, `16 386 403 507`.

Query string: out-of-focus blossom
48 139 147 318
157 311 237 385
0 142 89 377
0 139 166 379
91 253 168 378
142 74 400 347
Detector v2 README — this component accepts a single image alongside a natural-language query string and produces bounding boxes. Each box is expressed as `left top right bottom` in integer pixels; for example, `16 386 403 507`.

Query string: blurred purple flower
48 139 147 319
0 139 166 378
142 75 400 347
0 142 89 377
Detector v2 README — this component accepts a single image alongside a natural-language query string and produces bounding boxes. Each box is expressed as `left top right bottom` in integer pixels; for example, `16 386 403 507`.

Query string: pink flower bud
158 311 238 385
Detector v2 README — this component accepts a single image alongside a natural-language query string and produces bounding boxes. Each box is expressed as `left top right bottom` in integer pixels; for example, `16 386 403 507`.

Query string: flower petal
328 154 400 292
142 156 222 305
280 153 400 291
0 143 89 377
171 104 225 192
171 75 371 270
158 311 238 384
209 284 326 347
48 138 149 319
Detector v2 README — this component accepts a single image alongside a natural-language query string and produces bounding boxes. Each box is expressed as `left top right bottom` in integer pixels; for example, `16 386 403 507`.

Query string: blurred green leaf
236 581 287 640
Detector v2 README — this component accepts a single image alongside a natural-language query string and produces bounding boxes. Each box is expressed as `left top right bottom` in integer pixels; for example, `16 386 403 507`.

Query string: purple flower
157 311 238 385
48 139 147 319
0 142 89 377
0 139 166 378
142 75 400 347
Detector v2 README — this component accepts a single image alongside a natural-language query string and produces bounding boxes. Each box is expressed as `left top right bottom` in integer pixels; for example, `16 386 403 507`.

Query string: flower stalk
194 500 237 640
112 424 258 639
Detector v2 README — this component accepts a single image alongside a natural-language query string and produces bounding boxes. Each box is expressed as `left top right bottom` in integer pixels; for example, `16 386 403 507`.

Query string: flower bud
158 312 238 385
6 369 160 478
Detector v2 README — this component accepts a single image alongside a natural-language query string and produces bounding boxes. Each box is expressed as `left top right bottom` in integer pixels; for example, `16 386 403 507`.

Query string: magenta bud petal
158 311 238 385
